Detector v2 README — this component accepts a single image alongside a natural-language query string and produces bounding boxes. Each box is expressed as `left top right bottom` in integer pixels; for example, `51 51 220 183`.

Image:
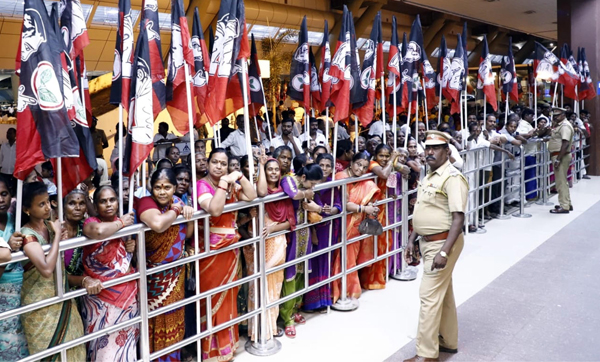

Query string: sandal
293 313 306 325
284 326 296 339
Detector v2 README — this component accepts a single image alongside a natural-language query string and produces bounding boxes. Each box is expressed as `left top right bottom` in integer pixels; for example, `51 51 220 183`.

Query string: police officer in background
548 107 574 214
404 131 469 362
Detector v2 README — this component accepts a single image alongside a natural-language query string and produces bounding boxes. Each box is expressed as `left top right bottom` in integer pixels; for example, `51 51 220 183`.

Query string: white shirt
299 132 327 148
152 133 178 161
517 120 536 156
176 129 199 156
448 143 463 170
0 141 16 174
220 130 247 157
336 124 350 140
270 135 303 158
368 120 390 137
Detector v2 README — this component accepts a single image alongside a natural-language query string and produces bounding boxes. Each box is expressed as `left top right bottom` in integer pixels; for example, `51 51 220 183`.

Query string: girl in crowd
363 144 399 290
20 182 86 360
0 175 28 360
335 139 354 173
197 148 256 362
195 152 208 179
82 186 138 361
228 156 241 174
280 161 323 338
273 145 293 176
253 153 295 340
406 137 423 212
312 145 328 160
173 166 193 206
63 189 102 293
332 153 380 303
303 153 340 312
138 168 195 361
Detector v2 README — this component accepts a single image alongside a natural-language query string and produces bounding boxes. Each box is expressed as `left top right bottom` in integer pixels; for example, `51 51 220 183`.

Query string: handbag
307 211 323 223
358 215 384 236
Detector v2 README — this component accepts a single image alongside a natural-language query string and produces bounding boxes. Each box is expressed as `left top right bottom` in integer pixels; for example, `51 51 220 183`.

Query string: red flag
309 48 321 112
386 17 402 117
140 0 167 119
353 11 380 126
191 7 209 119
533 42 559 81
319 20 332 113
288 16 310 110
500 37 519 102
579 48 596 100
477 35 498 111
109 0 134 110
166 0 195 134
329 6 352 121
558 44 579 101
205 0 248 125
448 35 465 115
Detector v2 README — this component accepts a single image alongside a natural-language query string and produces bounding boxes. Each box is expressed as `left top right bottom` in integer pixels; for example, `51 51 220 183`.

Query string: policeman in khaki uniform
404 131 469 362
548 107 574 214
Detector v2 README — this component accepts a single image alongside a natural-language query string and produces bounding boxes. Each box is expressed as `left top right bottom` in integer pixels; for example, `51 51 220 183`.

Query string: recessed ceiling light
524 10 536 14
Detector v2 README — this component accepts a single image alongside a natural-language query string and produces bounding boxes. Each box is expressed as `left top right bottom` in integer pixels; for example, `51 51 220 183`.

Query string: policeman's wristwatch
439 251 448 259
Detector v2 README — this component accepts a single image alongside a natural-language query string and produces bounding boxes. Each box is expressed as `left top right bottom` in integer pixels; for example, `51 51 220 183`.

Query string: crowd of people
0 98 592 362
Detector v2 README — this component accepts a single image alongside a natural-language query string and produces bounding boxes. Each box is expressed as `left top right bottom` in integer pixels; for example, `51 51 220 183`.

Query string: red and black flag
109 0 134 110
437 35 452 102
578 48 596 100
348 10 365 113
558 43 579 100
448 34 466 115
385 16 402 117
205 0 248 125
477 35 497 111
329 6 352 121
402 16 424 109
421 33 437 109
533 41 559 81
309 47 321 112
14 0 80 180
140 0 166 118
191 7 209 118
461 22 469 73
166 0 195 134
353 11 380 126
500 37 519 102
288 16 310 110
249 33 265 117
124 23 154 177
319 20 332 113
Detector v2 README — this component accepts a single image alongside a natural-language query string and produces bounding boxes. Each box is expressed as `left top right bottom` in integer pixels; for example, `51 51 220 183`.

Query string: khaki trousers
416 234 464 358
553 153 572 209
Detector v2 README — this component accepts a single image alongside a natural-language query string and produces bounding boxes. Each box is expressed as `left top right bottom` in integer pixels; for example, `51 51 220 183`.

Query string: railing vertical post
245 203 281 356
497 151 511 220
137 230 150 362
474 149 486 233
331 183 359 311
390 177 413 281
513 145 532 218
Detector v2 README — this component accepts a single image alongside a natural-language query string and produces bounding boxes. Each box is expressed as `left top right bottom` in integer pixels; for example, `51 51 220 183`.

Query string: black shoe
554 205 574 211
439 345 458 354
583 175 591 179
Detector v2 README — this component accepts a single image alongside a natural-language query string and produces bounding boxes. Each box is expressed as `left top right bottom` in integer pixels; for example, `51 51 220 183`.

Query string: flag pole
505 91 509 126
381 75 386 144
438 83 442 125
534 80 538 128
241 59 255 188
552 82 558 107
415 89 419 139
354 115 359 153
56 158 63 221
393 77 398 149
422 79 429 131
15 180 23 230
561 84 564 108
325 108 330 151
483 94 487 128
404 101 411 149
118 103 124 216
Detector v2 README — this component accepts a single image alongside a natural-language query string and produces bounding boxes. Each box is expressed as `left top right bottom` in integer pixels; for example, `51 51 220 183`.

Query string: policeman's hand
432 253 448 271
404 243 415 265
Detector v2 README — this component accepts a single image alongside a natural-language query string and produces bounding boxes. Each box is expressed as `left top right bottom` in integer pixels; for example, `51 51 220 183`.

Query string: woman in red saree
196 148 256 362
332 152 380 303
138 168 195 361
363 144 399 290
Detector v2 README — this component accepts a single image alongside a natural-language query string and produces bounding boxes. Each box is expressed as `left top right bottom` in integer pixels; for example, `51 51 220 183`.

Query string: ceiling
401 0 557 40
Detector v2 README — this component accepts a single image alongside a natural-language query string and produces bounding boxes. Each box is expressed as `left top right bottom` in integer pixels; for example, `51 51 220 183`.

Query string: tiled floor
233 177 600 362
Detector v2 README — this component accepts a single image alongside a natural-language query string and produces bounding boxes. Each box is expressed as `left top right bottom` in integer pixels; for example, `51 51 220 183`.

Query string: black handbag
358 215 384 236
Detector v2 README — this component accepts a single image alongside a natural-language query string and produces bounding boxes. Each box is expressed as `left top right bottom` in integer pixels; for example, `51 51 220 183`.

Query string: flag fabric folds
109 0 134 110
448 34 466 115
288 16 310 110
205 0 248 125
421 35 437 109
558 43 579 101
140 0 166 119
385 16 402 117
249 34 265 116
329 6 353 121
402 16 424 109
191 7 209 119
578 48 596 100
319 20 332 113
533 41 559 81
437 35 452 102
166 0 195 134
14 0 81 180
500 37 519 103
309 48 321 112
348 12 364 113
123 23 154 177
477 35 497 111
353 11 380 126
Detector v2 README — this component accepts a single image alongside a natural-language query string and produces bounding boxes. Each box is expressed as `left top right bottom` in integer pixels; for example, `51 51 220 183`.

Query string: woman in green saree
20 182 86 361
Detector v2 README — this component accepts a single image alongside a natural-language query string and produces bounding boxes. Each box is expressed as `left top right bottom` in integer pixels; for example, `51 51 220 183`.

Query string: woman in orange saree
332 152 380 303
362 144 399 290
196 148 257 362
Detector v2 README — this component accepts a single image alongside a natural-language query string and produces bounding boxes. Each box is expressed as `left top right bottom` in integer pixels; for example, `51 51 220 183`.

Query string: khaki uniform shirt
412 160 469 236
548 120 574 153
